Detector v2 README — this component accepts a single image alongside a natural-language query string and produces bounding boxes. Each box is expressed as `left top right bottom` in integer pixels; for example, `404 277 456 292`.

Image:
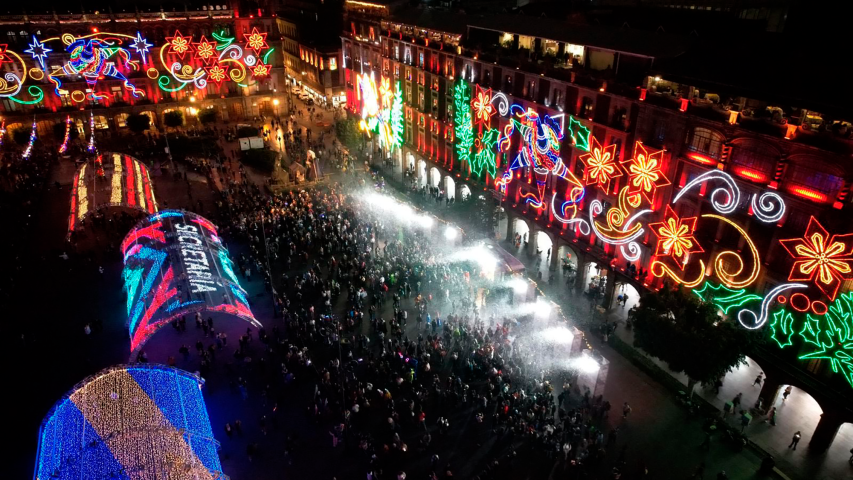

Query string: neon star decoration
244 27 269 54
193 36 218 64
129 31 153 63
165 30 193 59
472 85 495 128
779 216 853 301
798 291 853 387
579 137 622 192
622 142 669 205
24 35 51 70
251 62 271 78
649 205 703 269
205 64 229 84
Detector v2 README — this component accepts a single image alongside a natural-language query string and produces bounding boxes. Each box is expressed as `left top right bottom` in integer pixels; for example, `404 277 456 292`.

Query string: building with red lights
0 5 285 138
342 3 852 452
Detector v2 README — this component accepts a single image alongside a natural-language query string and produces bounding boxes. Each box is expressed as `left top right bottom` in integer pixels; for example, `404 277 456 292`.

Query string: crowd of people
140 176 659 480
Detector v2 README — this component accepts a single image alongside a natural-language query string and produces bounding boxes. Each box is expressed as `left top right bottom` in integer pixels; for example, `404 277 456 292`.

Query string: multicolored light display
357 73 404 152
453 79 475 171
122 210 260 355
34 364 226 480
779 216 853 301
0 28 275 105
67 153 157 236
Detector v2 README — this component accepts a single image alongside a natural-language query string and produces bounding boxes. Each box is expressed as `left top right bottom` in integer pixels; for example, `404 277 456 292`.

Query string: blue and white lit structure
34 364 225 480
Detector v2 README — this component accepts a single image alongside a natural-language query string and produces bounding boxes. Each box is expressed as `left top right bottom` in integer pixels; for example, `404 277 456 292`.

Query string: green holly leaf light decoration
769 310 796 348
798 292 853 388
472 128 499 178
453 80 475 169
693 281 763 314
567 116 591 152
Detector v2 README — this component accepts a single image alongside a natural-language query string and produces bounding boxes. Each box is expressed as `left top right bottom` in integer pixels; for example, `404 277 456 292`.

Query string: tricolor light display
121 210 260 355
356 72 404 152
34 364 226 480
67 153 158 236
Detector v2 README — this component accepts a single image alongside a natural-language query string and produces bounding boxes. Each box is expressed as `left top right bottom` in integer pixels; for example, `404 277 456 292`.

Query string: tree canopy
163 111 184 129
198 108 218 126
631 286 756 391
53 121 79 142
126 113 151 134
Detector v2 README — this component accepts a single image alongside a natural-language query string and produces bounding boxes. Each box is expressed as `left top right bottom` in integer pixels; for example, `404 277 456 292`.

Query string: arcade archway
460 184 472 201
445 176 456 200
417 160 427 187
429 167 441 189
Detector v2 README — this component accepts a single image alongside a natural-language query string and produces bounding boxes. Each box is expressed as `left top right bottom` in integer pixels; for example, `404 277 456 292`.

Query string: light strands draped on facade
22 119 36 159
58 115 72 154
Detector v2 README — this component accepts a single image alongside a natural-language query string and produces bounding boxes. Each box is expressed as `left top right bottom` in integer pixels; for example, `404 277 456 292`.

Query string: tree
335 117 362 150
463 193 498 239
53 120 79 142
126 113 151 134
631 286 756 396
198 108 218 126
13 126 33 146
163 110 184 130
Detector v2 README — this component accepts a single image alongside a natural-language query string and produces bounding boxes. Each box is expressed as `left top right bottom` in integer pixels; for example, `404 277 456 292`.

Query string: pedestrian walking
622 402 631 418
788 431 801 450
753 372 764 386
782 385 792 401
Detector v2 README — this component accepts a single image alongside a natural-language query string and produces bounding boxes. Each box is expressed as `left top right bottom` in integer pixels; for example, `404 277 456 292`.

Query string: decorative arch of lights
121 210 260 356
451 77 853 388
68 152 158 236
34 364 226 480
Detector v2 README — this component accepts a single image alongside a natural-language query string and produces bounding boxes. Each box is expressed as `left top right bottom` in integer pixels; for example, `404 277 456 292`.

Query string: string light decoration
704 214 760 289
578 137 622 193
0 119 5 150
390 81 405 149
751 191 786 223
122 210 260 355
453 79 475 169
472 128 499 178
567 116 591 152
67 153 158 236
58 115 72 154
769 309 796 348
34 364 226 480
779 216 853 301
672 170 740 215
22 119 37 159
86 111 97 153
472 85 495 128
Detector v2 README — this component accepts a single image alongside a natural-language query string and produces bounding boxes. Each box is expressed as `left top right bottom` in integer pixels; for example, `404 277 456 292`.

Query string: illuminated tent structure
122 210 260 355
34 364 225 480
68 152 158 237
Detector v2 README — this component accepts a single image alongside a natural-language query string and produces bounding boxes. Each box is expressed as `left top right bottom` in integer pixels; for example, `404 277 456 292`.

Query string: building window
394 44 400 60
686 127 723 159
329 57 337 70
483 69 491 87
419 51 424 68
432 77 439 91
730 142 777 179
785 163 844 200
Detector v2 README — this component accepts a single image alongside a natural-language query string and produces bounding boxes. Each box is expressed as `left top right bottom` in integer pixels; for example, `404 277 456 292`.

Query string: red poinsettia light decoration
649 205 704 270
779 216 853 301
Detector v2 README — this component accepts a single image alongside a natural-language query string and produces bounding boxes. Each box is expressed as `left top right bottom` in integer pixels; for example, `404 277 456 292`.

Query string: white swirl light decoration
1 72 24 97
751 191 786 223
737 283 806 330
672 170 741 214
620 242 642 262
168 63 195 84
194 75 208 90
550 192 590 235
588 200 649 245
491 92 509 117
219 44 243 61
244 55 257 67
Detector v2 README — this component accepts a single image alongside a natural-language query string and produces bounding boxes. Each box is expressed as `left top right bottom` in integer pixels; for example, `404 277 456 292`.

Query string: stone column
505 214 515 242
601 269 617 309
575 254 588 293
809 408 846 452
527 225 538 257
757 378 783 407
549 239 560 271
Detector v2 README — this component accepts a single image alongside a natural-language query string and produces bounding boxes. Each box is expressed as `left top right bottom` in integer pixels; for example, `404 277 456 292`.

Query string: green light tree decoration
390 81 405 150
453 80 474 170
567 116 591 152
798 291 853 388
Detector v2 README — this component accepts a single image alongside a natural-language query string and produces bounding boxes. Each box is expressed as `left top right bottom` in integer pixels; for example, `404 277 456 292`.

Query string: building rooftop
466 13 693 59
386 8 469 36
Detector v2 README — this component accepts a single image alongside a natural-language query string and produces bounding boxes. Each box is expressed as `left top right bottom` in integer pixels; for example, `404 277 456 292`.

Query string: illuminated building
342 5 853 450
0 5 286 136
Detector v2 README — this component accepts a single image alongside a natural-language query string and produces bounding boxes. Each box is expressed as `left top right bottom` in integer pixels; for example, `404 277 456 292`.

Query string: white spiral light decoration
673 170 741 214
751 191 786 223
